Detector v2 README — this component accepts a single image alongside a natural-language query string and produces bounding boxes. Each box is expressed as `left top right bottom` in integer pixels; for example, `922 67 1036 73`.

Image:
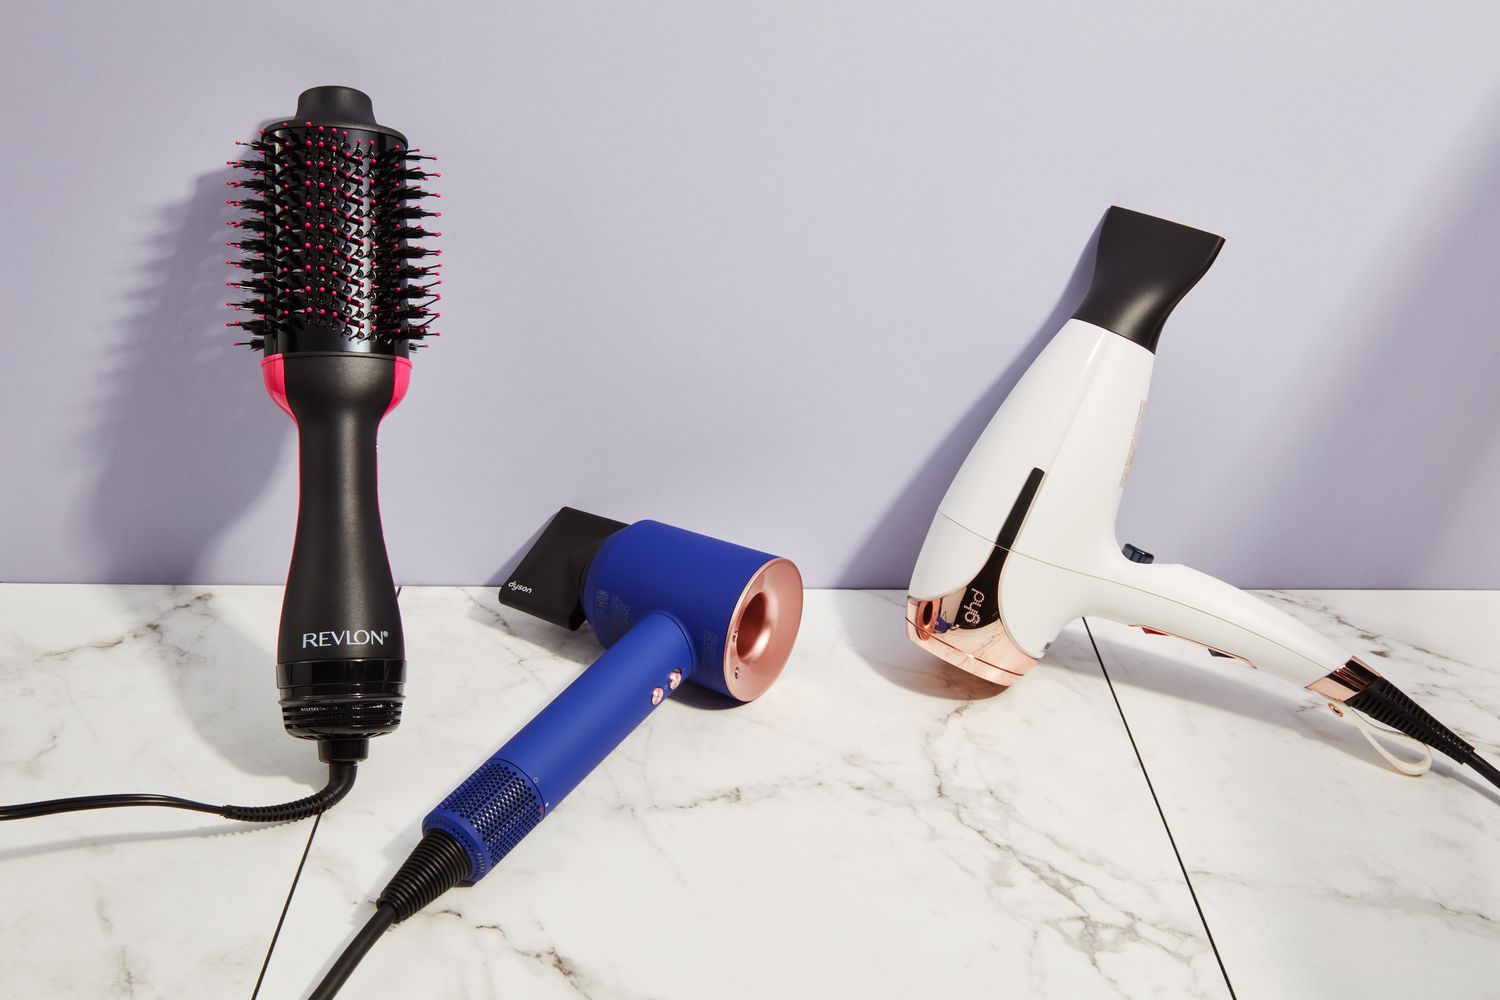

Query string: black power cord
1345 678 1500 794
1471 754 1500 791
308 830 472 999
308 905 396 1000
0 761 357 824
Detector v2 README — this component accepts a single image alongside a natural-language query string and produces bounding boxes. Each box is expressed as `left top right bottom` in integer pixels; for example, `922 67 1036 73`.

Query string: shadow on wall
839 216 1104 590
87 163 309 780
1217 98 1500 588
92 166 283 585
832 216 1103 696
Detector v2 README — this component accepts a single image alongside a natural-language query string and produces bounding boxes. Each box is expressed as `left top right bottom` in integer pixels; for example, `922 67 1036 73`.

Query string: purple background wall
2 2 1498 589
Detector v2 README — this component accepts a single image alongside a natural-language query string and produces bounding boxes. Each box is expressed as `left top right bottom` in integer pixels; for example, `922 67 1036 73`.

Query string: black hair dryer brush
0 87 440 829
227 85 442 765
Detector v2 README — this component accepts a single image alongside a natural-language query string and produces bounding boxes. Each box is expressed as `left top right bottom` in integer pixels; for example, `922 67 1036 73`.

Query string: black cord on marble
0 761 356 824
1470 754 1500 791
1342 676 1500 796
307 904 397 1000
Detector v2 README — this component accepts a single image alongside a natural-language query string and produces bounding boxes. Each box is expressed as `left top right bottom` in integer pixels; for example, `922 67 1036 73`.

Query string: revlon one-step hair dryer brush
305 508 803 999
907 206 1500 795
231 85 441 769
1 86 441 827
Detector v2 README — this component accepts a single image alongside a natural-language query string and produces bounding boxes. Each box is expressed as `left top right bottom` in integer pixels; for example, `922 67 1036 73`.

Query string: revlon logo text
302 629 389 649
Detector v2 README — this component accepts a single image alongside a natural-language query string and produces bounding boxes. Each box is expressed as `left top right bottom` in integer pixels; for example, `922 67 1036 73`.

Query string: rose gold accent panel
1127 624 1257 669
906 598 1037 687
1306 656 1381 702
722 558 803 702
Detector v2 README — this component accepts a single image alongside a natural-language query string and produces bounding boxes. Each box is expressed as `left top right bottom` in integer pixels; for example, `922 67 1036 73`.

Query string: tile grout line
250 585 399 997
251 811 323 999
1082 618 1238 1000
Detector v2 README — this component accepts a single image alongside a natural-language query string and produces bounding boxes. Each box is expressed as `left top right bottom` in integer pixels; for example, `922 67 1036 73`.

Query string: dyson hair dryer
907 206 1499 794
307 508 803 998
1 87 440 828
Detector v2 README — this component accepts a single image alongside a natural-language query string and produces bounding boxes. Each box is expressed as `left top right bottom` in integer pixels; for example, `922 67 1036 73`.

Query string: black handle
278 352 404 661
274 352 406 752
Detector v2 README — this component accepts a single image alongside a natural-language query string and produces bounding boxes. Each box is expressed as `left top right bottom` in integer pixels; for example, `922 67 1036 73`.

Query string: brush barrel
267 351 408 758
423 612 695 883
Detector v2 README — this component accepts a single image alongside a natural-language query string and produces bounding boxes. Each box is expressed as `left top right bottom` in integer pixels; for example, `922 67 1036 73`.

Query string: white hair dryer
907 206 1499 790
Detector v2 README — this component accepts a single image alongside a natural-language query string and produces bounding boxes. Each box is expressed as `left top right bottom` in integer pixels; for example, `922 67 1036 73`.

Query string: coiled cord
0 761 356 824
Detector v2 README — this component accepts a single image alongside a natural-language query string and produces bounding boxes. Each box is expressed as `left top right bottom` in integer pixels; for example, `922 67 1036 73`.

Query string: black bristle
385 166 438 183
386 225 437 243
390 246 441 260
225 118 440 351
226 177 272 193
390 205 439 221
227 217 275 234
387 263 439 282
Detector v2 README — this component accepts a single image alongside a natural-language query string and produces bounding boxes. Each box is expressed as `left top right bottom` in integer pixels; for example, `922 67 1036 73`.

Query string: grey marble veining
1086 590 1500 1000
257 588 1226 999
14 585 1495 998
2 584 1226 999
25 587 1494 997
0 585 337 999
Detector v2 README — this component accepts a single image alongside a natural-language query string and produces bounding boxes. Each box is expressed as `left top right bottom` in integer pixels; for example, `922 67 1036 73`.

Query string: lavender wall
2 2 1498 589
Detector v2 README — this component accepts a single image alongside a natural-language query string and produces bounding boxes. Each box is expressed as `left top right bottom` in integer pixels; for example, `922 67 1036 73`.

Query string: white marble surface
2 585 1225 999
3 586 1495 998
1087 591 1500 1000
0 586 338 997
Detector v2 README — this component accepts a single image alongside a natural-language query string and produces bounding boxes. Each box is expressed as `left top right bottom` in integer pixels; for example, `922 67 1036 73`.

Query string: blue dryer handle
422 612 694 883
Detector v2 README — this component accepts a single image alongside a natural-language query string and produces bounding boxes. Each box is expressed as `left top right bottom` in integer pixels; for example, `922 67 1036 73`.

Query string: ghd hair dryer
306 508 803 998
907 206 1499 793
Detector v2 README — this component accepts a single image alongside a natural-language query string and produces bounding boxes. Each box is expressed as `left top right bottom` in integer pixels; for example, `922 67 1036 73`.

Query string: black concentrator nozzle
498 507 626 630
1072 206 1226 353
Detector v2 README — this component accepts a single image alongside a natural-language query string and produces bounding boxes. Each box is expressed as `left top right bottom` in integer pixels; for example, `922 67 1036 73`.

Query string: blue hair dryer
307 508 804 999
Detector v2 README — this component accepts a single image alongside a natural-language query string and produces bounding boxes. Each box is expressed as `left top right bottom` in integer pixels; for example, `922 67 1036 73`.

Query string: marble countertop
1 585 1495 999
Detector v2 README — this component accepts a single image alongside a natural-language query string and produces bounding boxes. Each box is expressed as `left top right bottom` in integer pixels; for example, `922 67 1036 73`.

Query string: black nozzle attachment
1072 206 1226 353
499 507 627 630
